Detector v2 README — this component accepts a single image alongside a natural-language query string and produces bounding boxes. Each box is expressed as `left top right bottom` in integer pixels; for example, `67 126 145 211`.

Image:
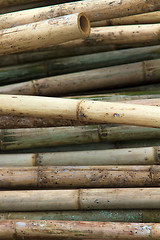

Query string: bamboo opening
78 13 90 37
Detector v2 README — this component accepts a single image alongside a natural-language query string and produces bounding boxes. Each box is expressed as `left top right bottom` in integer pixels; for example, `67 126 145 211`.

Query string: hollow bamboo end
78 13 91 38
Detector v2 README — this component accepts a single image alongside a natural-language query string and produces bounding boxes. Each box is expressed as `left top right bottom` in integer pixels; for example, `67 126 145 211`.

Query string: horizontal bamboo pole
1 188 160 211
1 95 160 128
0 220 159 239
1 58 160 94
0 166 160 189
0 13 90 56
2 125 160 150
91 11 160 27
0 0 159 29
0 146 158 166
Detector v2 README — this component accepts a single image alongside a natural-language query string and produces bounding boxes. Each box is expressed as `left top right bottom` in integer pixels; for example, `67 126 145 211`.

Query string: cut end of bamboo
78 13 90 37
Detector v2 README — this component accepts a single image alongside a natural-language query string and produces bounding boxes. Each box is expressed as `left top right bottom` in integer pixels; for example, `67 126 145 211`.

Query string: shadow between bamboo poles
0 13 90 56
0 0 159 29
1 58 160 94
0 166 160 189
2 125 160 150
0 220 159 239
0 146 159 166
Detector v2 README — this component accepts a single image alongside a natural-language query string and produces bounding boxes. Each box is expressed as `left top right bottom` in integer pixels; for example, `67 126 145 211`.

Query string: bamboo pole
1 188 160 211
0 220 159 239
91 11 160 27
0 0 159 29
0 13 90 56
1 58 160 94
1 95 160 128
0 146 158 166
2 125 160 150
0 166 160 189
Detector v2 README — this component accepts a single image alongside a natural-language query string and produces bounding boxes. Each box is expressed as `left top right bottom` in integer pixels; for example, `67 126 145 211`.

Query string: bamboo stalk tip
78 13 90 37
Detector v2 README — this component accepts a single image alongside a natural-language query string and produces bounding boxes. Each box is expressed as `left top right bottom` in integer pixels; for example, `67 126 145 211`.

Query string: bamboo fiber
0 220 159 239
0 146 158 166
1 95 160 128
0 0 159 30
0 165 160 189
0 13 90 56
1 58 160 95
1 188 160 211
2 125 160 150
91 11 160 27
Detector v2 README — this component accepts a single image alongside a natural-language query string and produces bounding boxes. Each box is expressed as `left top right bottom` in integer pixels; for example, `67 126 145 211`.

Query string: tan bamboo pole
0 59 160 96
1 188 160 211
1 95 160 128
0 220 159 239
0 146 159 166
0 165 159 189
91 11 160 27
0 0 159 30
0 13 90 56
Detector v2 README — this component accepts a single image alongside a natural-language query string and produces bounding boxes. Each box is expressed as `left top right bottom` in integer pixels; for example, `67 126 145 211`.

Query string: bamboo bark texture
1 95 160 128
0 13 90 55
0 166 160 189
1 59 160 95
0 0 159 29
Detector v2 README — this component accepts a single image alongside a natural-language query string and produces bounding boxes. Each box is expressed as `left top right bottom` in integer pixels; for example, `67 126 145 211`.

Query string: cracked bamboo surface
0 95 160 128
0 220 159 239
1 188 160 211
1 58 160 95
0 166 159 189
0 13 90 56
2 125 160 150
91 11 160 27
0 0 159 30
0 146 158 166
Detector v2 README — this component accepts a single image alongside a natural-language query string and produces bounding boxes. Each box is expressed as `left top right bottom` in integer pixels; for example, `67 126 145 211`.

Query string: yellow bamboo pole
0 95 160 128
0 0 159 29
0 13 90 56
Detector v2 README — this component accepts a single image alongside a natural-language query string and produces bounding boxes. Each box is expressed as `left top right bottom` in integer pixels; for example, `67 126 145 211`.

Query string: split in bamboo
0 13 90 56
91 11 160 27
1 188 160 211
0 146 159 166
1 58 160 95
1 95 160 128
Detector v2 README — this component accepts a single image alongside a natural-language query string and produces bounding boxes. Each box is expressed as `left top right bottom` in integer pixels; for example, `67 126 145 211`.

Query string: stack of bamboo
1 0 160 239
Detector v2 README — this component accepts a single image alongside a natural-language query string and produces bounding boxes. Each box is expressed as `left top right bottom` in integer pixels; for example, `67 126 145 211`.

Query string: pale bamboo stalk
1 188 160 211
0 13 90 56
91 11 160 27
1 58 160 95
2 125 160 150
0 220 159 239
0 0 159 30
1 95 160 128
0 166 159 189
0 146 159 166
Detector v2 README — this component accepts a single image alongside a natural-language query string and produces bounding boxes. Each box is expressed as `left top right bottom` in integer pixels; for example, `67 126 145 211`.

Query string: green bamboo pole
1 54 160 90
2 125 160 150
0 146 159 166
0 166 159 189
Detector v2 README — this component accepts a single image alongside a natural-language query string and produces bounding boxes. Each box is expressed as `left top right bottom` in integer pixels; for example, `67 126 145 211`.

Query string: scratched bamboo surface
1 58 160 95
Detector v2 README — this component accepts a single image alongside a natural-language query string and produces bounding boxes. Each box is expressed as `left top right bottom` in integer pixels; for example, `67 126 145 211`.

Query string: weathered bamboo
0 220 159 239
0 13 90 56
0 165 159 189
0 146 158 166
1 188 160 211
0 0 159 29
1 95 160 128
2 125 160 150
0 58 160 96
91 11 160 27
